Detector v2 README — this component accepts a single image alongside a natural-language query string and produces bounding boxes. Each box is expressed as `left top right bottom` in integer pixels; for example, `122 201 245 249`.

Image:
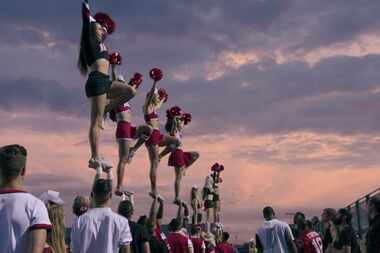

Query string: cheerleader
190 185 203 224
143 69 180 196
78 0 137 171
108 66 153 196
162 106 199 203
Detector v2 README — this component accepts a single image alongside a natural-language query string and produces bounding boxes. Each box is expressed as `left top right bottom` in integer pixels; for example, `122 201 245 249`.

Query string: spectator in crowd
0 144 52 253
70 178 132 253
39 190 67 253
293 212 306 239
311 217 323 236
326 208 360 253
203 232 216 253
366 196 380 253
118 198 151 253
167 204 194 253
190 225 206 253
215 232 234 253
255 206 298 253
296 219 323 253
321 208 336 252
72 195 90 218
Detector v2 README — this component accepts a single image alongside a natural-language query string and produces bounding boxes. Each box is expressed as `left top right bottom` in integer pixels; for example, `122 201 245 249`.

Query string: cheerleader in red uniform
163 106 199 204
143 69 180 196
78 0 137 171
108 63 153 196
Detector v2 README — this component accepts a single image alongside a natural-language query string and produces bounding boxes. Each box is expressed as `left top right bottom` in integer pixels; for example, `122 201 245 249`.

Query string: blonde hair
47 203 67 253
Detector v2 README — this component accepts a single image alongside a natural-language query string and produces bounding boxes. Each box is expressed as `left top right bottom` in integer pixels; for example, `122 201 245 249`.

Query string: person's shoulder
112 212 130 226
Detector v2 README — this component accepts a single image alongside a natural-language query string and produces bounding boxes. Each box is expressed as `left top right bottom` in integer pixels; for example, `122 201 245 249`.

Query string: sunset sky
1 0 380 243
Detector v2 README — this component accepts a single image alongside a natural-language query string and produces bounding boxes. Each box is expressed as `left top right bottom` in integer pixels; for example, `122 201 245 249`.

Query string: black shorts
204 200 215 209
85 71 112 98
213 193 220 202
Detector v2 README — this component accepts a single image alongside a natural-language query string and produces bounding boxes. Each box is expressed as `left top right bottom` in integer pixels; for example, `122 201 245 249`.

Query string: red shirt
215 242 234 253
301 230 323 253
191 237 205 253
167 232 191 253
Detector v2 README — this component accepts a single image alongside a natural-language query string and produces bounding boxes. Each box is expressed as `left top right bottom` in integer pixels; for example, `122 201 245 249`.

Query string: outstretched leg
158 135 180 160
105 80 136 113
128 125 152 163
115 139 130 196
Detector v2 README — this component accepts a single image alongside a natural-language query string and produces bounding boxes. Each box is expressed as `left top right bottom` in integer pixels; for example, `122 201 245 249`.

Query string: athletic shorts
85 71 112 98
116 121 137 140
145 129 163 146
168 149 192 167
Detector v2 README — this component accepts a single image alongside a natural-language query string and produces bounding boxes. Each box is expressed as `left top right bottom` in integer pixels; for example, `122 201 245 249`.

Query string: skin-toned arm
120 244 131 253
177 201 184 227
142 241 151 253
111 64 117 81
143 81 157 114
285 229 298 253
28 229 47 253
149 196 158 227
156 197 164 226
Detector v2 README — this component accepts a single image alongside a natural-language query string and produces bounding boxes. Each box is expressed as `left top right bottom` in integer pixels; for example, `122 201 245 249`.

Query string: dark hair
222 232 230 242
263 206 275 218
370 196 380 213
118 200 134 219
323 208 336 219
165 117 175 134
169 218 181 232
0 144 27 180
338 208 352 224
92 179 112 205
190 225 201 235
72 196 89 217
78 26 88 75
137 215 148 226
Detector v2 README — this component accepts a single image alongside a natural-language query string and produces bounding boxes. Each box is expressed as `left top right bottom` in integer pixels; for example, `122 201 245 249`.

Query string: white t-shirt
70 207 132 253
0 189 52 253
256 219 294 253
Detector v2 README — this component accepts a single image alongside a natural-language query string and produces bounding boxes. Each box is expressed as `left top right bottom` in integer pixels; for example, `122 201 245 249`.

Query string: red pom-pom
158 88 168 103
149 68 163 81
211 163 220 172
109 52 122 65
128 72 143 88
182 113 192 125
94 12 116 34
167 106 182 119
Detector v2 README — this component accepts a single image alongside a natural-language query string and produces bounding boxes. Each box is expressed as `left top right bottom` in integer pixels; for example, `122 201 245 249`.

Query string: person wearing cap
215 232 234 253
70 177 132 253
0 144 52 253
167 215 194 253
78 0 137 173
39 191 67 253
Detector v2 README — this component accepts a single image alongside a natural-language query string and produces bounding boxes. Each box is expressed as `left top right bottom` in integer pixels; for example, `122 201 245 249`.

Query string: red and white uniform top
0 189 52 253
115 102 131 122
167 231 193 253
191 236 206 253
300 230 323 253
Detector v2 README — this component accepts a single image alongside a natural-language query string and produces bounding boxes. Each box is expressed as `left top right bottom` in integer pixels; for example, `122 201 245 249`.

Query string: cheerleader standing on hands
143 69 180 196
162 106 199 204
78 0 136 170
108 59 153 196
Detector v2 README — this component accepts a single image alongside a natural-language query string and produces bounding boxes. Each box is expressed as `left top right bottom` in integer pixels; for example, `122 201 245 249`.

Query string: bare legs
174 151 199 203
89 95 107 167
105 81 136 113
147 145 159 196
115 140 130 195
